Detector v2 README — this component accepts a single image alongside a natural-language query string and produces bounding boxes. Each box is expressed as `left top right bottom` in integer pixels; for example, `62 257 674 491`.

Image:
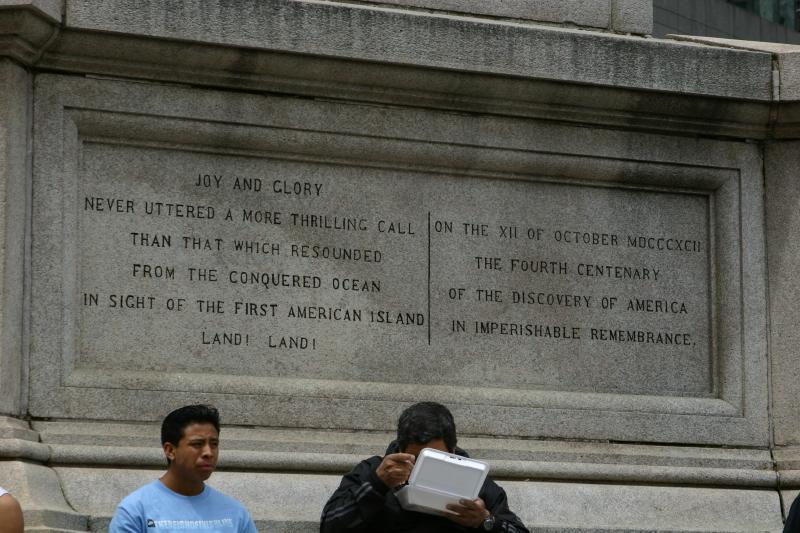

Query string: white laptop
395 448 489 516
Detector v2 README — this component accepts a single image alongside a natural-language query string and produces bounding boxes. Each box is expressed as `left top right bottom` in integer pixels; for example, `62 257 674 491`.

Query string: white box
396 448 489 516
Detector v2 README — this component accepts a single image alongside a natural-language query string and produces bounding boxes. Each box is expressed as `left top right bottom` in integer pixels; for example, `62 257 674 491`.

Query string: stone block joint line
427 210 431 346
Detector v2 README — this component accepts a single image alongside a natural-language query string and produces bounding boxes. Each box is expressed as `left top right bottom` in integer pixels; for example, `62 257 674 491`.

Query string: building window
728 0 799 29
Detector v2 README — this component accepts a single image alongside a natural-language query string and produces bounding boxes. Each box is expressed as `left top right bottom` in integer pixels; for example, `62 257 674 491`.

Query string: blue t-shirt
109 480 257 533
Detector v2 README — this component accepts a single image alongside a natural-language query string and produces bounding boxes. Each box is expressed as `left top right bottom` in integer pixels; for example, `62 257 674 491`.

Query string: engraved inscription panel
78 143 711 396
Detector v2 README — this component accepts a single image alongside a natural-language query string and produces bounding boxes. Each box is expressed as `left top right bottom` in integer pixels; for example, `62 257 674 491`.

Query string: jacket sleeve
320 458 391 533
480 478 530 533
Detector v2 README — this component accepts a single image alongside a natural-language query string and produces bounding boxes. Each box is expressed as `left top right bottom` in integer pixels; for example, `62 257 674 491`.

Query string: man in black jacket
320 402 529 532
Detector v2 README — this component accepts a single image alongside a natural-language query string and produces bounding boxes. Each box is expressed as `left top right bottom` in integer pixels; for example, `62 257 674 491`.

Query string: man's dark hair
397 401 457 452
161 404 220 447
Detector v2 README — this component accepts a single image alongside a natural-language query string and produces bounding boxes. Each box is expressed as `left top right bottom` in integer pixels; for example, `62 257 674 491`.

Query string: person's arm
319 458 394 533
109 504 144 533
0 493 24 533
479 479 530 533
240 509 258 533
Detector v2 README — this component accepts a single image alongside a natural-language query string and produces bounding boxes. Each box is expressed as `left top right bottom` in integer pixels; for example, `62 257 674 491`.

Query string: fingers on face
390 453 415 466
385 456 412 469
395 461 412 473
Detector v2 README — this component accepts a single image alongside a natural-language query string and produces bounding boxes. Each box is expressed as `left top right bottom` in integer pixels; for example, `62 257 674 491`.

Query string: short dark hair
161 404 220 447
397 401 457 452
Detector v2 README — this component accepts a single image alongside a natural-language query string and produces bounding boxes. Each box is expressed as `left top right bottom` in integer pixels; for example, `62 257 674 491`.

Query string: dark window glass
727 0 798 29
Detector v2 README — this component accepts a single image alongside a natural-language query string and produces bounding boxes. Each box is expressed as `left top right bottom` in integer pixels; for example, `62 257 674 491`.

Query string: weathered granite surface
56 467 782 533
783 490 800 523
7 0 776 140
0 0 60 65
766 140 800 447
29 421 779 487
58 0 768 99
0 59 28 417
660 37 800 138
0 1 799 532
0 460 88 532
28 73 769 446
5 417 786 531
321 0 653 35
686 41 800 450
0 0 61 21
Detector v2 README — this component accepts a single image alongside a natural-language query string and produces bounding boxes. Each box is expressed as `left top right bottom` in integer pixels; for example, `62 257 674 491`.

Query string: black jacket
320 442 529 533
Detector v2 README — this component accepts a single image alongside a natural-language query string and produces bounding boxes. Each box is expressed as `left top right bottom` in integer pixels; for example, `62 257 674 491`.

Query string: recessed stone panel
77 143 711 397
30 75 768 445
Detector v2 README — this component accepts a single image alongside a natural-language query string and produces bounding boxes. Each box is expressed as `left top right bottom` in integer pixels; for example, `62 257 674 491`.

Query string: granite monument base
1 1 800 531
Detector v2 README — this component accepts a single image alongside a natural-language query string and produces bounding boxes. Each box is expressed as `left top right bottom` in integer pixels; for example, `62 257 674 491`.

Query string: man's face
402 437 450 458
163 422 219 483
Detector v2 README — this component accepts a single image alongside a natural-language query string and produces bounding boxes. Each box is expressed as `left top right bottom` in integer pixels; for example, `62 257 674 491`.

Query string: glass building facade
654 0 800 43
729 0 799 29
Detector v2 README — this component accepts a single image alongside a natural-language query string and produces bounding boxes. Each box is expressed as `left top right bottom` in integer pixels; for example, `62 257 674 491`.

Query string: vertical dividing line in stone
427 211 431 345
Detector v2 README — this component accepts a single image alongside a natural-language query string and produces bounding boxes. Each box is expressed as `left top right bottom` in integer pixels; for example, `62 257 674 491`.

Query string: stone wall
1 1 799 531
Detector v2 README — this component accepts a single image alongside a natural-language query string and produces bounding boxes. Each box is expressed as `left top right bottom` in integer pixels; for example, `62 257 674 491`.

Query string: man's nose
201 444 213 457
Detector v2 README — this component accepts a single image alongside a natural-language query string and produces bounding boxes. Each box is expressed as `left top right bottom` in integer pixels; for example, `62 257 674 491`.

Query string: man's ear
163 442 176 463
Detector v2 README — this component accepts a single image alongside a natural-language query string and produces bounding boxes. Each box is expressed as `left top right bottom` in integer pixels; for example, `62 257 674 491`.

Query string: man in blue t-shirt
109 405 257 533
